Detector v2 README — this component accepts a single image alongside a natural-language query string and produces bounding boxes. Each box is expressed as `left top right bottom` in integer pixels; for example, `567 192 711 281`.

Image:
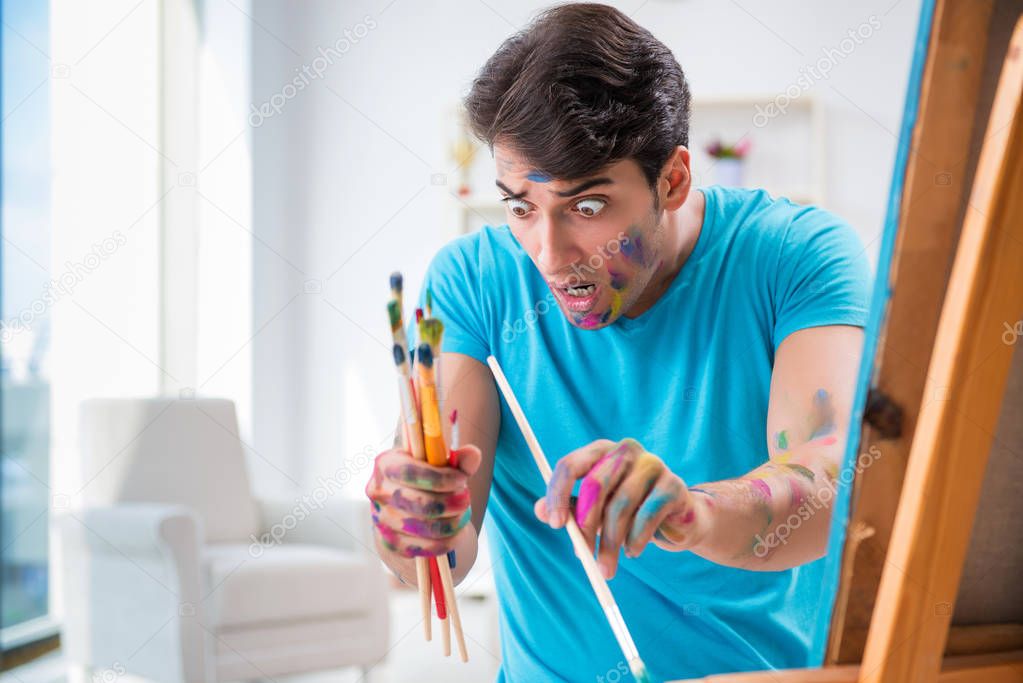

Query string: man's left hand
534 438 710 579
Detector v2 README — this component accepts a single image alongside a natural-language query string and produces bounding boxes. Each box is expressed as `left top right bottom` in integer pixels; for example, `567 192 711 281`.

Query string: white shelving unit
690 94 826 206
445 94 827 234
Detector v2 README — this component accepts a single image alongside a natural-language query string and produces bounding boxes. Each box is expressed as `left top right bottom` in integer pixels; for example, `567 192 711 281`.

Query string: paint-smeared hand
365 446 480 559
534 438 710 578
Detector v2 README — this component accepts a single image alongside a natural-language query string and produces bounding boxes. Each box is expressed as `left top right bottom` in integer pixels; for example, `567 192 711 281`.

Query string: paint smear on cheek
608 289 623 319
619 228 649 266
608 268 628 290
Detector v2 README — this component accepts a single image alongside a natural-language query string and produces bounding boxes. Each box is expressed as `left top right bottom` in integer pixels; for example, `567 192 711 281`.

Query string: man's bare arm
684 324 864 570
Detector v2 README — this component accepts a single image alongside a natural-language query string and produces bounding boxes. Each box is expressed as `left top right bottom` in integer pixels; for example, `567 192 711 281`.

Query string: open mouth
553 281 601 312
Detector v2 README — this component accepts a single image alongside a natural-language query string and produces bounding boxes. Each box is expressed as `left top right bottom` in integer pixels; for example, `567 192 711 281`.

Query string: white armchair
58 397 389 682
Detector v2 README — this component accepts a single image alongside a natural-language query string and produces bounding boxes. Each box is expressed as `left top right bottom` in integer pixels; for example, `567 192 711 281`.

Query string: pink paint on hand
575 477 602 526
574 451 616 525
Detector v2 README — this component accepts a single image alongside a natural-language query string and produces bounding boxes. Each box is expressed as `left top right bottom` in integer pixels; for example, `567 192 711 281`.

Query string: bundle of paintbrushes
387 272 468 662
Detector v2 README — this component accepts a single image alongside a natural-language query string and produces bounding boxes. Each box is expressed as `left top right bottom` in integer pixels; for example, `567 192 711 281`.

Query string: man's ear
658 146 691 211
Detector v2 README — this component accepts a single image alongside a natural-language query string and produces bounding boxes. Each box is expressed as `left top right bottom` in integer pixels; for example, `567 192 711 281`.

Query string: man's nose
536 217 582 274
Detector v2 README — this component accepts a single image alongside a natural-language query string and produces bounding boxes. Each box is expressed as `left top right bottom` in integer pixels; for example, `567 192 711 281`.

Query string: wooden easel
670 2 1023 681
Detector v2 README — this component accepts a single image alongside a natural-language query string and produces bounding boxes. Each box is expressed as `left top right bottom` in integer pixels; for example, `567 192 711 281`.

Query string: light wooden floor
0 589 501 683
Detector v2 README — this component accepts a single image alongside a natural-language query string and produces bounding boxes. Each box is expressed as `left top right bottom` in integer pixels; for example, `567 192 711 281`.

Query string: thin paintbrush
407 303 448 648
387 273 432 642
417 336 469 663
446 410 460 570
416 341 451 656
425 288 442 393
486 355 653 683
449 410 460 468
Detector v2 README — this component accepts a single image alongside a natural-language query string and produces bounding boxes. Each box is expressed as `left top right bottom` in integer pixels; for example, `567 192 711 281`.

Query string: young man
366 4 870 680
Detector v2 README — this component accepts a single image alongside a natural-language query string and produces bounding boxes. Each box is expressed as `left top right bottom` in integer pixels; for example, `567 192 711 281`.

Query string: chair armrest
65 503 203 555
55 504 209 682
254 495 375 556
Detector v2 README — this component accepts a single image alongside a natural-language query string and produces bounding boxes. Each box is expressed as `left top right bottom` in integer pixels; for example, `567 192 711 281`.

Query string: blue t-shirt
414 185 871 682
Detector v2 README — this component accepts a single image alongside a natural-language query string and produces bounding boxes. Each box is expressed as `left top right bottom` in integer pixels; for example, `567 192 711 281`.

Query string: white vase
714 158 744 187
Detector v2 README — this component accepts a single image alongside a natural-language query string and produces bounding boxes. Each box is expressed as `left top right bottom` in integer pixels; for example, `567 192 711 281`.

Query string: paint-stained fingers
378 452 469 492
595 489 643 579
365 448 412 497
625 473 691 557
591 452 663 574
373 501 472 540
575 440 642 548
367 477 471 520
372 504 474 558
545 439 617 529
533 495 578 524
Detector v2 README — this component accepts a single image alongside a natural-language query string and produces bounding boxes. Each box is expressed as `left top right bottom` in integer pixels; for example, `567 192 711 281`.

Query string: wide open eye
574 197 607 217
504 198 532 218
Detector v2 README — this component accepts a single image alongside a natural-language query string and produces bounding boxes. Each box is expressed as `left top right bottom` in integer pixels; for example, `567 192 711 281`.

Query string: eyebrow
495 176 615 199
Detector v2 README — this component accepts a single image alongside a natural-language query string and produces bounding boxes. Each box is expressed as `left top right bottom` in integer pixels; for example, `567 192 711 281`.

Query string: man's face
494 145 667 330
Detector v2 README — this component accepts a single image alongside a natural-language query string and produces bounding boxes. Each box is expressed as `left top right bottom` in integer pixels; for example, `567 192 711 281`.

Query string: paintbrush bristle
415 307 424 324
418 317 444 349
389 271 403 295
417 343 433 369
392 343 406 367
387 300 402 332
425 287 433 316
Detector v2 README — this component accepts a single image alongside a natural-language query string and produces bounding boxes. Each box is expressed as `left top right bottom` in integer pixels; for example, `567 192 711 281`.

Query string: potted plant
705 137 752 187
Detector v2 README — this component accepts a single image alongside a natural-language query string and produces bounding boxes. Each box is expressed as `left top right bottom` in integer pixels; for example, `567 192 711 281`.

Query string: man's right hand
365 445 481 558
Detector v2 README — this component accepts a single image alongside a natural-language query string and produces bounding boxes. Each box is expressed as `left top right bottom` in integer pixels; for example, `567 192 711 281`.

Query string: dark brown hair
463 2 691 190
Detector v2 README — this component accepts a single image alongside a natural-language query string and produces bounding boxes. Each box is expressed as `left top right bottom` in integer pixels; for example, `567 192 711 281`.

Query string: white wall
49 0 164 511
245 0 923 499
